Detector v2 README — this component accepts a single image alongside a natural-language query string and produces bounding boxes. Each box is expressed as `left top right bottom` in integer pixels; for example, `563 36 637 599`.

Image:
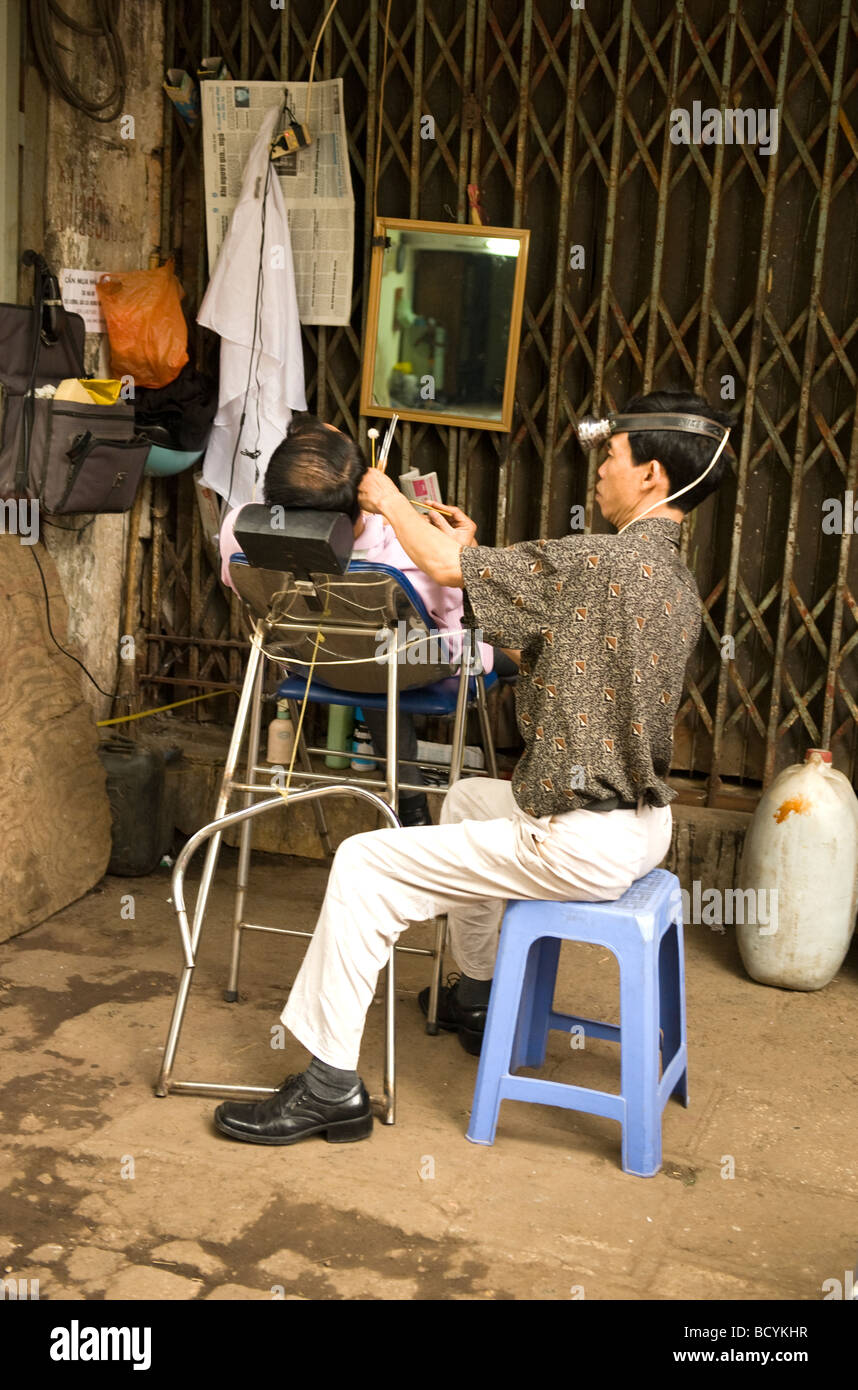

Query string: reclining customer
218 414 497 826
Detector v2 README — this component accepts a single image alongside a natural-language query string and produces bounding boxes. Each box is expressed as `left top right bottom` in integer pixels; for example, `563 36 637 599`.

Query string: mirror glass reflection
367 225 525 426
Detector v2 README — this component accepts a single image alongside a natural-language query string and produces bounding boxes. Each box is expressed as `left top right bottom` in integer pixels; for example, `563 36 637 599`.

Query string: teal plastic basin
144 445 205 477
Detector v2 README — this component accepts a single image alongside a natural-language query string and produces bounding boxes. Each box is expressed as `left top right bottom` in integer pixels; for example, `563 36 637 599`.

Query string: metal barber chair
156 505 498 1123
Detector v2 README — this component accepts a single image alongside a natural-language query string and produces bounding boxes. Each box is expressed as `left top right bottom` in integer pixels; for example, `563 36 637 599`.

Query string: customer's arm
358 471 477 588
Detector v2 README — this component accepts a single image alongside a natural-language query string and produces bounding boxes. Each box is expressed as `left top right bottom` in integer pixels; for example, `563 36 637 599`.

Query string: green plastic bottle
325 704 354 768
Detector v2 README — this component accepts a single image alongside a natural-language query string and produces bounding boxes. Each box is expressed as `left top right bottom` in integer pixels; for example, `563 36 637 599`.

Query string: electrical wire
30 0 127 124
19 264 49 493
616 425 732 534
29 545 118 699
372 0 394 225
42 515 96 535
305 0 341 128
250 216 267 485
264 613 480 813
97 691 224 727
260 626 470 668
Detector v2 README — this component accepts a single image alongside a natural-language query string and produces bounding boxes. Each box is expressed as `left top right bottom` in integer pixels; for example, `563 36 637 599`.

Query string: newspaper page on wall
201 80 354 326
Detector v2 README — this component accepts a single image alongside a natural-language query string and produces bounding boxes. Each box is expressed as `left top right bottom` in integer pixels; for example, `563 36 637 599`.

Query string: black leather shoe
418 974 487 1056
214 1073 373 1146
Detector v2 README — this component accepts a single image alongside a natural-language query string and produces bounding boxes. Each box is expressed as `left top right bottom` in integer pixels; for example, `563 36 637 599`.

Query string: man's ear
645 458 670 496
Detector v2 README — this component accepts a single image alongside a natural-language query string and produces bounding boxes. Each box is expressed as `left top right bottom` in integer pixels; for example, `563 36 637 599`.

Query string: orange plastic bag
96 259 189 389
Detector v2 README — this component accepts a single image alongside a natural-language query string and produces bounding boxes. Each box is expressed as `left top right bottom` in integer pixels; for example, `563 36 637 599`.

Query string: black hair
263 414 368 522
621 389 736 514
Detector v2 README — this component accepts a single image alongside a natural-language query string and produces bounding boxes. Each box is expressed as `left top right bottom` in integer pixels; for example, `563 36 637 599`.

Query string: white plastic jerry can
737 749 858 990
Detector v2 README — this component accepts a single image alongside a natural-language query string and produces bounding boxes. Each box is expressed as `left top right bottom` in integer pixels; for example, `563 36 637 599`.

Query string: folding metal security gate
146 0 858 802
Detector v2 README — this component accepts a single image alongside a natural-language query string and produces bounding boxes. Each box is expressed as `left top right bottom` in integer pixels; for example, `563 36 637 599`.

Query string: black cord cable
249 178 269 486
41 514 96 536
17 251 59 491
29 545 117 699
30 0 127 124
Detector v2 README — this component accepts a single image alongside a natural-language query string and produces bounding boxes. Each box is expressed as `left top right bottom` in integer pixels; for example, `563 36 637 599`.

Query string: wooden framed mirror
360 218 530 432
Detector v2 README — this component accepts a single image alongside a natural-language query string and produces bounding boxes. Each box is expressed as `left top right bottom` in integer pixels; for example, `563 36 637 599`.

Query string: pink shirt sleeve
218 506 243 591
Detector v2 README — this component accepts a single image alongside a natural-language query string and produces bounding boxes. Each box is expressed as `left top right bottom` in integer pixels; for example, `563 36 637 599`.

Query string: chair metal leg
188 627 266 961
425 916 447 1035
157 633 265 1094
475 674 499 779
448 659 471 785
224 655 265 1002
154 958 196 1097
383 943 395 1124
385 628 399 813
157 785 400 1122
427 656 469 1023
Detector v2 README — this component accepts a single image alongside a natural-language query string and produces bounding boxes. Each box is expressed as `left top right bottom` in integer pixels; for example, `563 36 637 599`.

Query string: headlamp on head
576 414 616 450
575 412 728 451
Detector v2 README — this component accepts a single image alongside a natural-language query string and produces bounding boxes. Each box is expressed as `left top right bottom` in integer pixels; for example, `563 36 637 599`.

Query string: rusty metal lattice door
149 0 858 799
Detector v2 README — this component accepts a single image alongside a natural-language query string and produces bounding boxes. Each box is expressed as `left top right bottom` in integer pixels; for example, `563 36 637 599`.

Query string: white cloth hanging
198 103 307 508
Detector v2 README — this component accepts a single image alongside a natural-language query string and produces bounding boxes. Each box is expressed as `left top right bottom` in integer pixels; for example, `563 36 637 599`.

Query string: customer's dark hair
622 389 736 514
263 415 368 522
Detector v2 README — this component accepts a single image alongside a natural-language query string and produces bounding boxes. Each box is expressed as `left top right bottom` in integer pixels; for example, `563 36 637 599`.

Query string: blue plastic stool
466 868 687 1177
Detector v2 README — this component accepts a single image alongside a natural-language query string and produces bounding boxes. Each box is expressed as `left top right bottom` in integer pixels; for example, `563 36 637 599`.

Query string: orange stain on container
773 795 813 823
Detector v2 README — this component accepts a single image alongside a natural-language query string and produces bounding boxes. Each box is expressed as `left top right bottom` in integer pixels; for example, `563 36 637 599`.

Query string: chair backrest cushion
232 504 354 578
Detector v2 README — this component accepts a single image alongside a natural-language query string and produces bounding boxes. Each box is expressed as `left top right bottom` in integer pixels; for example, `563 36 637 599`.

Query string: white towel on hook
198 103 307 509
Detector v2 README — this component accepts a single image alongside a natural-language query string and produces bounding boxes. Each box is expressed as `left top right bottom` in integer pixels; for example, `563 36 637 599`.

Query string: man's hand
426 503 479 548
355 470 465 588
358 469 402 516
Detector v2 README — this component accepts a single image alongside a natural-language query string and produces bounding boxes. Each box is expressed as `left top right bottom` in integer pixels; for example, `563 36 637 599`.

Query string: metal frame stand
155 617 499 1123
220 635 497 1036
155 781 400 1121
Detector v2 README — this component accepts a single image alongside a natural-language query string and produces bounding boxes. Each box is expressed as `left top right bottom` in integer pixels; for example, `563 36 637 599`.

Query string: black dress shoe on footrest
418 975 487 1056
214 1074 373 1146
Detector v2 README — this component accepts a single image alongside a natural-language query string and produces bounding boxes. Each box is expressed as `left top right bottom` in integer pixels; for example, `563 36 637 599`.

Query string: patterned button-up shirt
459 517 701 818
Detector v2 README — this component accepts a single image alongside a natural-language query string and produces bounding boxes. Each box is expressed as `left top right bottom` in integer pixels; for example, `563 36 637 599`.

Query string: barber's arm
358 470 476 588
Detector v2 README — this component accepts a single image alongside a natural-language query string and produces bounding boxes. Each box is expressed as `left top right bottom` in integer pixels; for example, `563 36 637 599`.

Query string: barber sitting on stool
214 389 734 1148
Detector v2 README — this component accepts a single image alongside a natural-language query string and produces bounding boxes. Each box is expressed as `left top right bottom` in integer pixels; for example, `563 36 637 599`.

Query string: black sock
305 1056 360 1101
457 973 492 1008
399 793 431 826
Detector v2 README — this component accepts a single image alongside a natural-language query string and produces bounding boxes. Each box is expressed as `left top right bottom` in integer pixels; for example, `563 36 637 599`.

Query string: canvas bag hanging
0 267 150 514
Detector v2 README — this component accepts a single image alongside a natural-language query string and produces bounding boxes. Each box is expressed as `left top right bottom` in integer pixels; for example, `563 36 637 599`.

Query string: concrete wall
17 0 165 718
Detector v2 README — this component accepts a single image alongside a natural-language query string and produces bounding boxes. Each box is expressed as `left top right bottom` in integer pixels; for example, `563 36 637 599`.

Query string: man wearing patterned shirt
214 389 734 1148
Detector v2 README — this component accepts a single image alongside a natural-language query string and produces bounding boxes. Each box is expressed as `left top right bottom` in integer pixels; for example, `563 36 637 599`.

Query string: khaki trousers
282 778 673 1069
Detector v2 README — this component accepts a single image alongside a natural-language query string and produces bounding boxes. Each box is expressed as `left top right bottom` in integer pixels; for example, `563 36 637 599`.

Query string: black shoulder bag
0 253 150 514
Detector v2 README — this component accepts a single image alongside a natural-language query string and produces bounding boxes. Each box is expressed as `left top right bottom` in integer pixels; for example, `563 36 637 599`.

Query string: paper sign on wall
59 269 108 333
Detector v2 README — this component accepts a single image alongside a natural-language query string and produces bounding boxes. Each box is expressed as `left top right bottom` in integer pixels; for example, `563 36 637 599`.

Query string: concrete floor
1 849 857 1302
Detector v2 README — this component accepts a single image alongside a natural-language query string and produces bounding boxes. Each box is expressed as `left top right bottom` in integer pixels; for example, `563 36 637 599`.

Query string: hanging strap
16 267 46 493
15 257 87 493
